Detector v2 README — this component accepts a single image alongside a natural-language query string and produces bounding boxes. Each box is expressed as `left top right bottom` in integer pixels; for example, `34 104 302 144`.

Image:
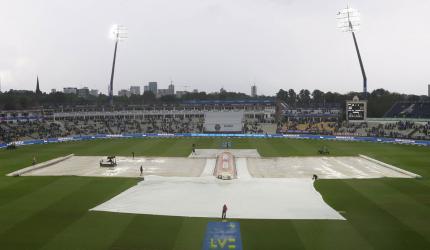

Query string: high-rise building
118 89 131 97
428 84 430 97
148 82 158 95
251 85 257 97
130 86 141 95
90 89 99 96
51 89 56 94
175 91 188 98
168 83 175 95
157 89 171 97
63 87 78 94
77 87 90 98
143 86 149 92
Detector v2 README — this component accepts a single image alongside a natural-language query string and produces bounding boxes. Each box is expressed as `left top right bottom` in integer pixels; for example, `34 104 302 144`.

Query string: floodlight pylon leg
351 31 367 98
109 39 119 106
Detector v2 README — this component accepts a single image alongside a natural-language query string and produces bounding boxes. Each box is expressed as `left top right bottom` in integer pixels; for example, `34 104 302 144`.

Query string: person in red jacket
222 204 228 219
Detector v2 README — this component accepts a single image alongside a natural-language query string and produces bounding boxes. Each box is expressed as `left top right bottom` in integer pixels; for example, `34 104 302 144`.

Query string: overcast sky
1 0 429 96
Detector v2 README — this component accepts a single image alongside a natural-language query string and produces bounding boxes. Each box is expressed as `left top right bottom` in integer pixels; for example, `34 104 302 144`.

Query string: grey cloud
0 0 429 95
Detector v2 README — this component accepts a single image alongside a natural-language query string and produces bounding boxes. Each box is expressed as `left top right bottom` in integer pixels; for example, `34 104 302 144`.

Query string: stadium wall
1 133 429 149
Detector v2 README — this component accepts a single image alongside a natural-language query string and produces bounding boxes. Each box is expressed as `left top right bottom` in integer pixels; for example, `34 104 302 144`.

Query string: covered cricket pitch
16 149 418 220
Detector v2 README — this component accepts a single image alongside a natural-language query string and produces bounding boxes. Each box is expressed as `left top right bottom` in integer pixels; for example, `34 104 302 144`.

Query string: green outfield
0 138 429 249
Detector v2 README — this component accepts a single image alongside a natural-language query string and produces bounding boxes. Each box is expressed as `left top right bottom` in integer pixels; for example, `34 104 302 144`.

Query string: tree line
0 90 269 110
276 88 429 117
0 88 428 118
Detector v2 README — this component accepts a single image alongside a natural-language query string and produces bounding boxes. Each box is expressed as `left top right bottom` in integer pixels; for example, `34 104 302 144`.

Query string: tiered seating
1 117 429 144
0 121 62 142
384 102 430 118
278 118 339 135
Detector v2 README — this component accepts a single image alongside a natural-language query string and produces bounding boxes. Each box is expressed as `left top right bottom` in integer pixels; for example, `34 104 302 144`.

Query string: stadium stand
278 119 429 140
0 100 278 143
275 103 429 139
384 101 430 118
278 105 342 135
1 100 429 143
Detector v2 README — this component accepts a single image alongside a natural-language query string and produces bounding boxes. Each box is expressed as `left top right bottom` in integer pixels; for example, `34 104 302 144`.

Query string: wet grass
0 138 429 249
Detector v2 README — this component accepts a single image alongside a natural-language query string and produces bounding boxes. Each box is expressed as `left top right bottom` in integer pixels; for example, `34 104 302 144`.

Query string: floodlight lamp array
110 24 128 41
337 7 361 32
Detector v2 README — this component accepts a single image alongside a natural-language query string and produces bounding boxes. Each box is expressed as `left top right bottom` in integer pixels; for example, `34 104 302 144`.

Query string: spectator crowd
1 117 429 144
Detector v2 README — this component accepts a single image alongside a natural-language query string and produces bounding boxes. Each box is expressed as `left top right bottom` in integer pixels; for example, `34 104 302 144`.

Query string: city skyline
4 74 429 97
1 0 430 96
59 81 256 97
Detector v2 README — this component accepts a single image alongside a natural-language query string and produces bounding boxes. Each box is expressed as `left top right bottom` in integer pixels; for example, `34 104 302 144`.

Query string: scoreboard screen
347 103 365 120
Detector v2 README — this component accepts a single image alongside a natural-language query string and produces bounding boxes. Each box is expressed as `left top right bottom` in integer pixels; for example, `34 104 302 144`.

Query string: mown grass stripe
172 217 209 250
0 177 93 235
339 180 430 249
0 177 58 208
38 178 138 250
292 220 373 250
240 219 306 250
40 212 136 250
346 179 430 243
109 214 184 250
0 177 137 249
384 179 430 208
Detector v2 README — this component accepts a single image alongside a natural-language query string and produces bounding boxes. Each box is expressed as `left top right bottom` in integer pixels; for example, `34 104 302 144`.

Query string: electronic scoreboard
347 103 365 120
346 96 367 122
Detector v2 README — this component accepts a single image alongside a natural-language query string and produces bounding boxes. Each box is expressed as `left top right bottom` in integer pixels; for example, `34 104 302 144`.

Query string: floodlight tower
108 25 127 106
337 6 367 97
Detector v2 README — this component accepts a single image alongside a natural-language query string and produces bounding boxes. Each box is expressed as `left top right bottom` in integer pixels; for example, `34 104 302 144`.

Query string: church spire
36 76 41 95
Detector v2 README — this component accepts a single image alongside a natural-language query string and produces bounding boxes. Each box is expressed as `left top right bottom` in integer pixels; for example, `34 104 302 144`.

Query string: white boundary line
359 155 421 178
6 154 74 177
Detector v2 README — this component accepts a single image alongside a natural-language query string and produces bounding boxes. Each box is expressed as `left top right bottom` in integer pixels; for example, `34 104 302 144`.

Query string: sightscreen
204 111 244 132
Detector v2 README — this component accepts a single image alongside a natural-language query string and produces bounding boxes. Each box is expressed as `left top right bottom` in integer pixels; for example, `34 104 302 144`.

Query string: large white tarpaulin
91 176 345 220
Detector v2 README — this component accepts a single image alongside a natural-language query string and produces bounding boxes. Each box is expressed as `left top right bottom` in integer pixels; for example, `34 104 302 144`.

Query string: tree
129 94 144 105
367 89 403 117
287 89 297 106
276 89 287 102
298 89 311 106
311 89 324 104
159 95 177 103
1 86 429 119
323 91 345 104
142 91 156 104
